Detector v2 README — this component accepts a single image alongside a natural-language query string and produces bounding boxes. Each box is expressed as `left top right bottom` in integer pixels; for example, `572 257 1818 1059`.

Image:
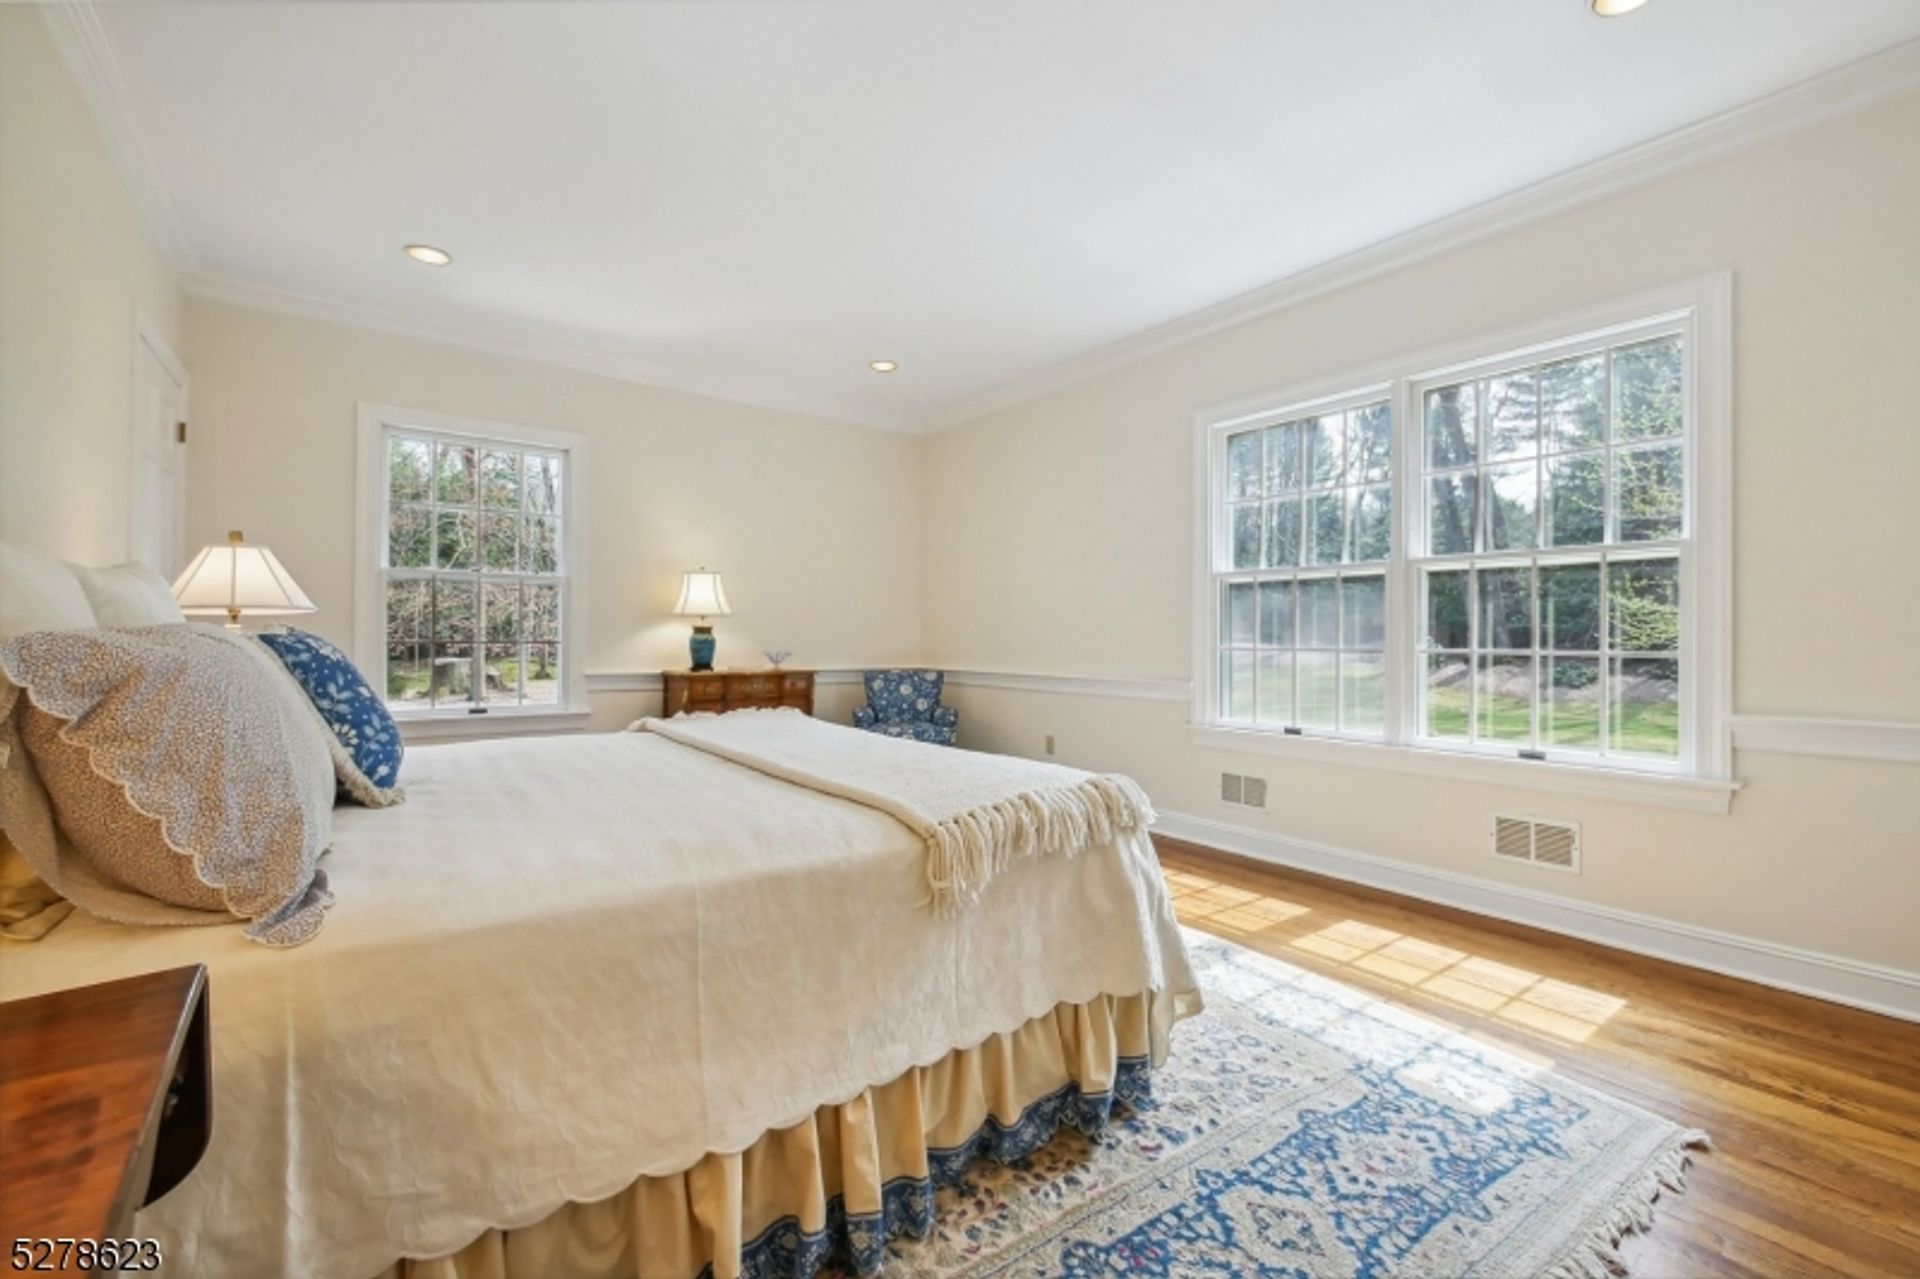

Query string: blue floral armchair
853 670 959 745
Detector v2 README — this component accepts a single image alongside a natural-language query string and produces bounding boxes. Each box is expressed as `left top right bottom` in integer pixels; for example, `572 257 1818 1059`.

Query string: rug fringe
1541 1129 1712 1279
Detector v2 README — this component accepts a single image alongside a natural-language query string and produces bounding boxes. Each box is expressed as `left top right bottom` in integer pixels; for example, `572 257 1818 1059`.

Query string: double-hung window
1197 280 1730 797
1415 331 1687 761
355 405 589 727
1217 394 1394 735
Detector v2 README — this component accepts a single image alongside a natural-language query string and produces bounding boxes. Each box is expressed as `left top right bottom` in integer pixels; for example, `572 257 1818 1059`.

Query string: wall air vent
1220 772 1267 811
1491 813 1581 873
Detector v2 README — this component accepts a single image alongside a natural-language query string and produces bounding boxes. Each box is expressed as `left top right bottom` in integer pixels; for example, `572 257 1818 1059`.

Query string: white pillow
66 561 185 628
0 543 97 641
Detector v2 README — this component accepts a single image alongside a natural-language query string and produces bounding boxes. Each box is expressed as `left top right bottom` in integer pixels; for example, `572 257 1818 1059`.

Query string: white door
129 328 189 575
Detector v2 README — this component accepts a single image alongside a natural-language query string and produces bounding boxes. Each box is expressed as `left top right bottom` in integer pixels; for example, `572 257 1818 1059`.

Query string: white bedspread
0 730 1198 1279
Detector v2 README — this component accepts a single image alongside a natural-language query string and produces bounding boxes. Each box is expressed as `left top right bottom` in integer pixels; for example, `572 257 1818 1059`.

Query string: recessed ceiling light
404 244 453 266
1591 0 1649 15
869 360 899 373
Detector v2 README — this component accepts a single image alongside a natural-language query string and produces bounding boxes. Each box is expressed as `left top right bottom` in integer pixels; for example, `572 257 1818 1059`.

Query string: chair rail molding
585 668 1191 703
1729 715 1920 764
941 670 1190 703
585 669 862 694
1154 810 1920 1024
583 670 1920 767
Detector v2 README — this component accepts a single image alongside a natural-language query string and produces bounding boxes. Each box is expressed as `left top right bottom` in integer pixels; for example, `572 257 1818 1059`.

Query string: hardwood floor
1152 835 1920 1279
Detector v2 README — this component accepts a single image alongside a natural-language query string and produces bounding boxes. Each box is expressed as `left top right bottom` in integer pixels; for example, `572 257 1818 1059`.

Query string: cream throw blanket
637 708 1155 913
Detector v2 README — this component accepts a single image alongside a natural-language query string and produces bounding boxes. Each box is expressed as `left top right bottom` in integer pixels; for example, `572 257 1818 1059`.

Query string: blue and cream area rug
876 933 1707 1279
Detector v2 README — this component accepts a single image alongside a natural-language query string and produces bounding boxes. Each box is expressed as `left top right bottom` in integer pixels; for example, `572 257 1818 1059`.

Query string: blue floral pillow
255 628 404 806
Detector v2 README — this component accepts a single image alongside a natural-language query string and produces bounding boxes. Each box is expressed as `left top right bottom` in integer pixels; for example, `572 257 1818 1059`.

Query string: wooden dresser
0 966 212 1250
662 669 814 717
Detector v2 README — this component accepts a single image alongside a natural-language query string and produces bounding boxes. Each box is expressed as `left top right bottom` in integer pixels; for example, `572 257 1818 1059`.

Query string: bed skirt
374 989 1174 1279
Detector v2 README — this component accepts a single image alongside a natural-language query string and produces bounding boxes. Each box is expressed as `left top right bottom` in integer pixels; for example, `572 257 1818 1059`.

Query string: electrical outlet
1044 734 1055 755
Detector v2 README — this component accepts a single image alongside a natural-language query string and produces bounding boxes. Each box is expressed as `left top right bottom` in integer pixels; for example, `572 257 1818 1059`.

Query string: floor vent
1220 772 1268 810
1491 813 1581 873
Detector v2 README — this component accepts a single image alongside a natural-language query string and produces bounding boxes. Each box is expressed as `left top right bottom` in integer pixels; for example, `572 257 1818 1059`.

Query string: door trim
129 311 189 570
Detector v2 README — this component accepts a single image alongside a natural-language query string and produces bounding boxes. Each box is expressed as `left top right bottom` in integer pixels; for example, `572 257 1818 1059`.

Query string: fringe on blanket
925 773 1156 914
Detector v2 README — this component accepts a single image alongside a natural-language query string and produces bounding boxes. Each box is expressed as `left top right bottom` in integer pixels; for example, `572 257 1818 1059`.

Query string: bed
0 703 1198 1278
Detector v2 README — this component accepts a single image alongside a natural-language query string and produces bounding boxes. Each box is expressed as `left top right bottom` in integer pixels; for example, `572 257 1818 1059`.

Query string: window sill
396 708 591 744
1186 723 1737 814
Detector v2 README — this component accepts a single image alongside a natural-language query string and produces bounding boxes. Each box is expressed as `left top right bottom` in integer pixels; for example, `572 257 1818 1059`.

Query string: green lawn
1425 686 1677 757
1230 657 1678 757
1231 658 1376 730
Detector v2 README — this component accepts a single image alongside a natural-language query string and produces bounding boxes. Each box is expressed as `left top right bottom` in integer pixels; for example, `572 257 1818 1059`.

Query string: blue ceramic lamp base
688 625 717 672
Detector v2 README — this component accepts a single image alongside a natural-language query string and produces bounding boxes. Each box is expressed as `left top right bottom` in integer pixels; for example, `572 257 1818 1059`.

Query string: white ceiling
83 1 1920 430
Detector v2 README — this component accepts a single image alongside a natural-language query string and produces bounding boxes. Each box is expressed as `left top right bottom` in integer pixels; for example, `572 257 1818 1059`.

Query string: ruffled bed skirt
374 989 1172 1279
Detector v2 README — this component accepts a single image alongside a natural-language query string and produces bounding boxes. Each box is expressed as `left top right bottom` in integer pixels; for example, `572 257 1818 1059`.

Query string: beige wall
0 8 184 563
923 92 1920 973
182 301 923 728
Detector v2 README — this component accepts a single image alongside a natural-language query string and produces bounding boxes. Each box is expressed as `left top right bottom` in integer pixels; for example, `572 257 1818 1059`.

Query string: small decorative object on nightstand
762 648 793 669
673 568 731 672
664 668 813 717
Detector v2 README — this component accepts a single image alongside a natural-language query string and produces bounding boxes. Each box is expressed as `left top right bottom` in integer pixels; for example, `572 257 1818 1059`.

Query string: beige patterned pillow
0 624 336 946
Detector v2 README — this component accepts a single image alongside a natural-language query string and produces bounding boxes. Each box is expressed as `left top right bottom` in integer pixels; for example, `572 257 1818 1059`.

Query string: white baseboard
1154 809 1920 1025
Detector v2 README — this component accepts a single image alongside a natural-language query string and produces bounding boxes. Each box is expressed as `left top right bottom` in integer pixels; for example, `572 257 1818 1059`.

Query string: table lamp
673 568 731 671
172 530 316 630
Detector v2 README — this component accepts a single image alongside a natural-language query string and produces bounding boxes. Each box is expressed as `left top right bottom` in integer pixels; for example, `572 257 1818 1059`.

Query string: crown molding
40 2 196 275
42 0 903 428
44 0 900 430
921 37 1920 434
44 0 1920 437
187 273 917 434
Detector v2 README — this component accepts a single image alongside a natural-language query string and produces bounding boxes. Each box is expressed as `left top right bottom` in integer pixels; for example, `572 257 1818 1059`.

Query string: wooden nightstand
0 966 212 1247
662 669 814 717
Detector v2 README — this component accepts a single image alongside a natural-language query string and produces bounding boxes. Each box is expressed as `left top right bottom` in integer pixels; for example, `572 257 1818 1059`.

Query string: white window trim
1190 275 1733 811
354 403 591 734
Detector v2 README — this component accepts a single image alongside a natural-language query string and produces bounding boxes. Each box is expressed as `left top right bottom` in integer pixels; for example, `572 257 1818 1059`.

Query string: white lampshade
172 530 316 628
673 568 731 618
